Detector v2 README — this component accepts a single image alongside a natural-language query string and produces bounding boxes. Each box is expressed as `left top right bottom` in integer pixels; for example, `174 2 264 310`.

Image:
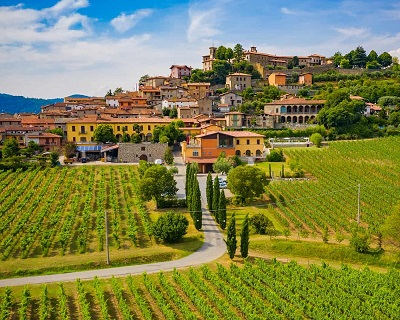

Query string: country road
0 156 227 288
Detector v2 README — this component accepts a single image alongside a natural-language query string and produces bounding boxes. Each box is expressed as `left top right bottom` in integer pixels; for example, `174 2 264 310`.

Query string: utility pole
105 211 110 265
357 184 361 224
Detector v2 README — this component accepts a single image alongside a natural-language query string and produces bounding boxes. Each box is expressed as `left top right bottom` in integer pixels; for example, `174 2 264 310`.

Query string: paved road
0 156 227 288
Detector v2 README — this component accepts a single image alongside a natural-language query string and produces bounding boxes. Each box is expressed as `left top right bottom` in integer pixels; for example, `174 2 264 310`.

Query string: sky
1 0 400 98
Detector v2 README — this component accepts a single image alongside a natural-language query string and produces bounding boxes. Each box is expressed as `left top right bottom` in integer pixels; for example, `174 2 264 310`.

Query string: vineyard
1 259 399 319
0 165 199 270
264 136 400 235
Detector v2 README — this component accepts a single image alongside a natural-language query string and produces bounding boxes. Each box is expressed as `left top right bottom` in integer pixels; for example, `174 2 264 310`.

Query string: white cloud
187 1 226 42
44 0 89 17
333 27 368 38
110 9 153 33
389 48 400 59
281 7 307 15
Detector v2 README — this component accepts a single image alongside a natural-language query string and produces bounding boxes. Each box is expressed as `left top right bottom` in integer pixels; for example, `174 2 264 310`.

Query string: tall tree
206 172 213 212
227 213 237 259
240 214 249 258
192 176 202 230
378 52 393 68
164 147 174 165
212 176 220 217
367 50 378 62
227 166 268 204
352 46 367 68
381 204 400 251
218 190 227 229
2 138 20 158
93 124 117 143
233 43 244 63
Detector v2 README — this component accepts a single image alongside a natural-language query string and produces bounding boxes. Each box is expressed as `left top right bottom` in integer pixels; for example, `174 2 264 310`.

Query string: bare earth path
0 156 227 288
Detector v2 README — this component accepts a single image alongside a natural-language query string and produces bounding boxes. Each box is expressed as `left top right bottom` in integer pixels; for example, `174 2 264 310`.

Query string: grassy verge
249 237 400 269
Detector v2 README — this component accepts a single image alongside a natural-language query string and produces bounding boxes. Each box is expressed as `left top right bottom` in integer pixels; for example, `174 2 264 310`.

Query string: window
73 137 76 142
257 139 260 145
90 126 94 132
236 139 240 145
72 126 76 132
193 151 199 156
247 139 250 145
141 146 145 151
148 125 151 130
124 126 128 131
117 126 120 131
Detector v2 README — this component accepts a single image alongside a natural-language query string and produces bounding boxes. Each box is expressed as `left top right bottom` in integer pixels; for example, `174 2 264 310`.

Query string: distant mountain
0 93 63 114
0 93 91 115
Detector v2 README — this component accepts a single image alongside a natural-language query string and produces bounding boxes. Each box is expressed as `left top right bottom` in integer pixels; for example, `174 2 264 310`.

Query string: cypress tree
281 164 285 178
240 214 249 258
227 213 237 259
192 175 202 230
206 172 213 212
186 164 193 215
212 175 220 218
269 163 272 178
219 190 227 229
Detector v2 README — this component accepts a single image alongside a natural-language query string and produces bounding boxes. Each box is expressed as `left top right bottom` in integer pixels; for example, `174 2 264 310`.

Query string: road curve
0 193 226 288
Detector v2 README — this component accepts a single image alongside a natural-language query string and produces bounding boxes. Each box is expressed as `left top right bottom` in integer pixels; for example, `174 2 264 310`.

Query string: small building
183 82 211 100
299 73 313 85
170 65 192 79
219 92 243 107
226 73 252 91
111 143 168 163
26 132 62 152
225 112 246 128
268 72 287 86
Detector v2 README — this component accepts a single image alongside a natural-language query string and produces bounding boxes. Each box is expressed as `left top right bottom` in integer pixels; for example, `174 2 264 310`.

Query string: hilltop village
0 45 390 169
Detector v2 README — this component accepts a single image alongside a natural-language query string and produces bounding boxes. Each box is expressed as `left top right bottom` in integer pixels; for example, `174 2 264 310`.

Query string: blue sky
1 0 399 98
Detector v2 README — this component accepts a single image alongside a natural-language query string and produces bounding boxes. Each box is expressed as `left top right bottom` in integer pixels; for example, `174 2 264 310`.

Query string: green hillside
0 93 63 114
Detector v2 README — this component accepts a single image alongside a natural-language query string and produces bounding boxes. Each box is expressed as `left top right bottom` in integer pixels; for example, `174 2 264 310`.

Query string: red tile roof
265 97 325 105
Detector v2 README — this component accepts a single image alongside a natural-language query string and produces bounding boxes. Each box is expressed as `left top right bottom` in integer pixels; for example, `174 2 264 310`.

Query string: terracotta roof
0 118 21 122
67 116 196 124
21 117 55 124
269 72 287 76
185 82 211 86
225 111 245 115
350 95 364 101
265 97 325 105
4 126 45 131
27 132 62 138
195 130 264 138
170 65 192 70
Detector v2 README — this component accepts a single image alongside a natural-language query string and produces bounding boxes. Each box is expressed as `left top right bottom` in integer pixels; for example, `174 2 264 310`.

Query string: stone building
116 143 168 163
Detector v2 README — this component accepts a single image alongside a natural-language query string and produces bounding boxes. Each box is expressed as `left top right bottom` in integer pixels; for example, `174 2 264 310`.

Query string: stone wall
118 142 168 163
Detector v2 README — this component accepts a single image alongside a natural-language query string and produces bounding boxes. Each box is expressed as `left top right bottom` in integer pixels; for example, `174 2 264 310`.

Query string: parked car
81 157 87 163
219 181 227 189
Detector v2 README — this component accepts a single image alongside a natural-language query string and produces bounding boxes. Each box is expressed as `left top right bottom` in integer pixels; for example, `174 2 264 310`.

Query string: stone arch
146 133 152 142
287 116 292 123
280 116 286 123
139 154 148 161
116 134 122 142
235 150 241 156
245 150 251 156
256 149 261 157
299 116 304 124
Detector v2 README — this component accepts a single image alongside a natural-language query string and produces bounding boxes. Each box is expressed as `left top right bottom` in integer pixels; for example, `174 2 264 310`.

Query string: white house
162 98 197 109
220 92 243 107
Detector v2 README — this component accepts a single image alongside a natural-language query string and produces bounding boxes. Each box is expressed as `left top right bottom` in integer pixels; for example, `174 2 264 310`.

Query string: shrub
152 212 189 243
350 230 370 253
310 133 323 147
267 149 285 162
156 197 187 209
249 213 274 235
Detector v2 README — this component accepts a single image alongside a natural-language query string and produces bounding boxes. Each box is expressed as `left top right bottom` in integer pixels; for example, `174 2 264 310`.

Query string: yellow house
181 130 265 173
66 116 185 143
268 72 287 86
225 73 251 91
183 83 211 99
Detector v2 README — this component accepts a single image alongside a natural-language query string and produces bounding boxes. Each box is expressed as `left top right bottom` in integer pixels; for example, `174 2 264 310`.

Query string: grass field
0 166 202 278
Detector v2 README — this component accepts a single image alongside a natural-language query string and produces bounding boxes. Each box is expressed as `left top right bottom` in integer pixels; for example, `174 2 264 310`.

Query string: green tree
352 46 367 68
138 165 178 207
93 124 117 143
215 45 227 60
164 147 174 165
332 51 343 66
49 152 59 167
212 59 232 84
121 132 130 142
212 176 220 217
227 166 268 204
350 229 370 253
218 190 227 229
233 43 244 63
292 55 299 67
131 133 142 143
113 87 123 95
25 140 41 156
2 138 20 158
240 214 249 258
340 58 351 69
310 132 323 147
227 213 237 259
367 50 378 62
169 107 178 119
378 52 392 68
139 74 150 85
191 176 202 230
267 149 285 162
152 212 189 243
381 204 400 251
206 172 213 212
47 128 64 138
249 213 274 235
226 47 234 60
64 141 76 158
213 155 232 174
